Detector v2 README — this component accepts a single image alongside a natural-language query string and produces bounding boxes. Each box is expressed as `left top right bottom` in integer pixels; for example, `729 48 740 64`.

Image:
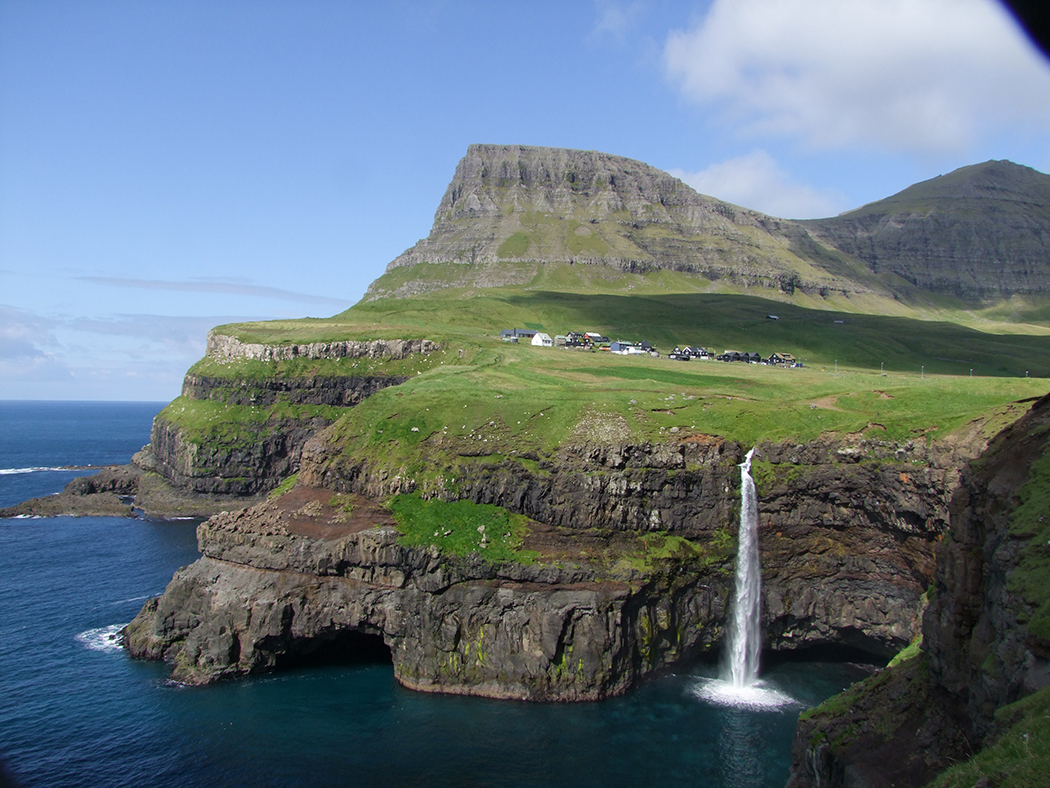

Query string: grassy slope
218 277 1050 377
190 272 1050 476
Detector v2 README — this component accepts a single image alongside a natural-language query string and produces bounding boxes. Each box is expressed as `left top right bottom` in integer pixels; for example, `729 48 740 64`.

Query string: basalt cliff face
366 144 884 300
787 393 1050 788
366 145 1050 304
134 333 438 496
126 422 975 699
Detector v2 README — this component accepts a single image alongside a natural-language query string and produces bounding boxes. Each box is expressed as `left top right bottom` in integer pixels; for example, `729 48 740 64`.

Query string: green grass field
215 277 1050 380
192 277 1050 480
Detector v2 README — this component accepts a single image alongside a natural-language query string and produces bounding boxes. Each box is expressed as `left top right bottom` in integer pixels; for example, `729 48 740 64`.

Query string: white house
531 332 553 347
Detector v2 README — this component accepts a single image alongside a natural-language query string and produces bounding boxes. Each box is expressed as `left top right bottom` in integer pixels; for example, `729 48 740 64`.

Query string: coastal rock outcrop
786 393 1050 787
125 489 725 700
134 333 437 496
126 429 975 698
205 333 438 363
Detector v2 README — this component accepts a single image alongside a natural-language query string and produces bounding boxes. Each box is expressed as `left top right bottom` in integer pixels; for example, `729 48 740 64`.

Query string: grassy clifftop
213 283 1050 379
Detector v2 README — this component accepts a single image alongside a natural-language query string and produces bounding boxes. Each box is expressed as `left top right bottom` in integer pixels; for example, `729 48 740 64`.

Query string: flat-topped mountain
368 144 885 300
803 160 1050 298
367 145 1050 306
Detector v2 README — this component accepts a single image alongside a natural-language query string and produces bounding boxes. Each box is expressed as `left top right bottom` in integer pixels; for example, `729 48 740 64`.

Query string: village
499 327 803 367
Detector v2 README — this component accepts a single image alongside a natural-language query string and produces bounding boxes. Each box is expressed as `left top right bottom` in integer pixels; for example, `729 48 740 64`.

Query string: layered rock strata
127 431 973 698
804 160 1050 298
367 144 881 300
135 334 437 496
205 333 438 362
787 393 1050 787
125 489 723 700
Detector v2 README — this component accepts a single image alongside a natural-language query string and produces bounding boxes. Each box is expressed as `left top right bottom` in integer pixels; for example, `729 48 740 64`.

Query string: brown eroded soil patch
272 486 395 539
809 396 843 411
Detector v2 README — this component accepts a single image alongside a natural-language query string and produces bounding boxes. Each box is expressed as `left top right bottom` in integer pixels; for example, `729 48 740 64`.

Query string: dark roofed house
500 328 538 342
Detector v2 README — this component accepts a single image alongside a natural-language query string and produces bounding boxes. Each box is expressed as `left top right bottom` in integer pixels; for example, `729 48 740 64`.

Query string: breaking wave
76 624 126 653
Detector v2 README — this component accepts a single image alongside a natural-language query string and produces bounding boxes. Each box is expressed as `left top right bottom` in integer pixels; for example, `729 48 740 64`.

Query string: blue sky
2 0 1049 401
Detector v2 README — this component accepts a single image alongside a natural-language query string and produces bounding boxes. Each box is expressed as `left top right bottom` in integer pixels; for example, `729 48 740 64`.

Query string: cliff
366 144 885 300
133 332 439 496
366 145 1050 306
787 393 1050 787
125 429 975 698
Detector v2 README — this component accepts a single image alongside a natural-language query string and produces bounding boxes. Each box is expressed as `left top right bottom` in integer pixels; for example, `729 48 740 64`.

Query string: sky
2 0 1049 402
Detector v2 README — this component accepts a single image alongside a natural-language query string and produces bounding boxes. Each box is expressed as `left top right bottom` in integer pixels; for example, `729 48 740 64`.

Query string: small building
768 352 796 366
554 335 567 347
668 348 690 361
500 328 538 342
609 341 633 354
585 332 610 344
531 332 553 347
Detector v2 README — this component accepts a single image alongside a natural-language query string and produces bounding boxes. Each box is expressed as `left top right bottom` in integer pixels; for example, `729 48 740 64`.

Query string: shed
531 332 553 347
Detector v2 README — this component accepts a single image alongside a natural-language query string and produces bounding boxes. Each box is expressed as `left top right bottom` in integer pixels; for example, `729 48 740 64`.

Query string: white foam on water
0 465 99 475
112 595 151 605
690 677 800 712
76 624 127 653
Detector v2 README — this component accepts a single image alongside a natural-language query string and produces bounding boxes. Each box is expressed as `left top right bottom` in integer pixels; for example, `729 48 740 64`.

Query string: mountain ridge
366 145 1050 307
368 144 889 302
803 159 1050 298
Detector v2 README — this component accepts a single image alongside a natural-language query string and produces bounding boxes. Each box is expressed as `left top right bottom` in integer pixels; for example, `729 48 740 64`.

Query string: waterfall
725 447 761 688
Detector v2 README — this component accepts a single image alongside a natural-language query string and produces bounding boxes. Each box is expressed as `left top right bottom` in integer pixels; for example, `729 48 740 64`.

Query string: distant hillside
365 146 1050 309
802 160 1050 298
367 144 888 301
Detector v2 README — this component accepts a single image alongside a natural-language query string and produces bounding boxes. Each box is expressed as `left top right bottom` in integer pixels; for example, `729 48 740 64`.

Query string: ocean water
0 401 870 788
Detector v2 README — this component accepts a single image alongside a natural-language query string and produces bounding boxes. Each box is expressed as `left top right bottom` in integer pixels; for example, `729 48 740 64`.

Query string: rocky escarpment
127 429 977 698
303 429 967 659
204 333 438 363
787 393 1050 787
367 146 1050 306
134 333 437 496
803 160 1050 299
125 489 725 700
366 144 882 300
138 414 330 496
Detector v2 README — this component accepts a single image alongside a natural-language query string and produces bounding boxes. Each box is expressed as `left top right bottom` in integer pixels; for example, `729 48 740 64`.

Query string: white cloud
0 306 264 400
670 151 848 218
590 0 646 44
664 0 1050 154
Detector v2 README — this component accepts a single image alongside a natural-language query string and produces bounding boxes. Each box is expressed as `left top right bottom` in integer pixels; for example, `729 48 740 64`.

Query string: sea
0 401 872 788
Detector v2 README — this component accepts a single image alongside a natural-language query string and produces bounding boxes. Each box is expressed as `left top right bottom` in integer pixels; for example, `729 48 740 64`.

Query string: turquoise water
0 402 869 788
